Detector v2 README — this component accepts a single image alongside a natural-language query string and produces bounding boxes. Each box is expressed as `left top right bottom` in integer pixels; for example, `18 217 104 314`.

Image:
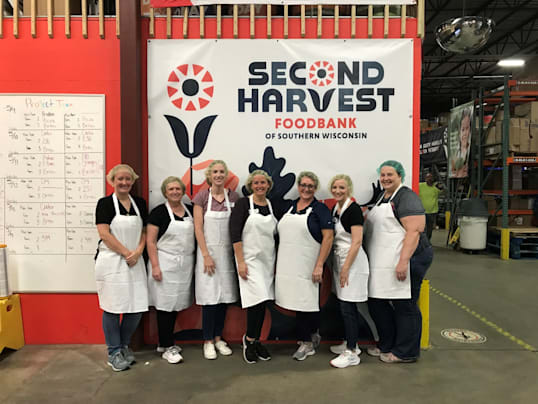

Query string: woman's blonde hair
328 174 353 196
205 160 229 186
106 164 139 185
245 170 273 194
297 171 319 189
161 176 186 197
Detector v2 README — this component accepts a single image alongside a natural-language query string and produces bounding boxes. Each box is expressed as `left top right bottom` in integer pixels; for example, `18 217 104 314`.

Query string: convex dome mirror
435 16 495 54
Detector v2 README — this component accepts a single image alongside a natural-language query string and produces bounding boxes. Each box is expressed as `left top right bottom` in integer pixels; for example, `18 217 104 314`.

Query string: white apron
195 189 239 305
95 194 149 313
238 195 277 308
363 185 411 299
147 201 195 312
275 205 320 312
332 198 369 302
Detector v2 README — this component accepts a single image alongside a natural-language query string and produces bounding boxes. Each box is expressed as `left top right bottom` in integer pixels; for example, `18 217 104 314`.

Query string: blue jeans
102 311 143 355
202 304 227 341
368 245 434 360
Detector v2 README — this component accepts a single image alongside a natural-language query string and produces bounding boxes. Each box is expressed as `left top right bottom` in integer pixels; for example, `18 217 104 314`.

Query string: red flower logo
167 64 214 111
309 61 335 87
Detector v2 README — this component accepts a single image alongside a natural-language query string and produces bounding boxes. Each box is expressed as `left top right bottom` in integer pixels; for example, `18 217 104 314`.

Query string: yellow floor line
430 285 537 352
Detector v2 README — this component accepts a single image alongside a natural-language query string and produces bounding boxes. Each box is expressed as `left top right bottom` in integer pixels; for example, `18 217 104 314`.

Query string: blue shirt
288 198 334 243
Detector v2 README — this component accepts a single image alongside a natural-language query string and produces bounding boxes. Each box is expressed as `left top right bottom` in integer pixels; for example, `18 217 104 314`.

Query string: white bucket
460 216 488 250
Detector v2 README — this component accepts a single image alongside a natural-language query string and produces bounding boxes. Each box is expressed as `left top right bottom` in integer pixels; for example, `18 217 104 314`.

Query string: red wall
0 18 121 344
1 16 419 344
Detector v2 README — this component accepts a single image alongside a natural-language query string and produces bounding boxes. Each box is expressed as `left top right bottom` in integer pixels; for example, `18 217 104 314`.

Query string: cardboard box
484 195 499 211
495 118 521 151
514 102 538 122
518 119 531 152
509 197 529 210
530 123 538 152
495 215 534 227
484 125 497 145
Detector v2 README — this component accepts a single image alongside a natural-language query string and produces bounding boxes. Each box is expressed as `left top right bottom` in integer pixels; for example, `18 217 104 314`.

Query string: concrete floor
2 230 538 404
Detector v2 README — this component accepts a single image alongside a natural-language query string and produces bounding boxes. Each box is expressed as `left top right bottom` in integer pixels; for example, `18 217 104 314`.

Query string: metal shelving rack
477 76 538 259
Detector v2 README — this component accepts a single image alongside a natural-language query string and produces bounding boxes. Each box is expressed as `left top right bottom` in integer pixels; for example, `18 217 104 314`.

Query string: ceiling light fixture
497 59 525 67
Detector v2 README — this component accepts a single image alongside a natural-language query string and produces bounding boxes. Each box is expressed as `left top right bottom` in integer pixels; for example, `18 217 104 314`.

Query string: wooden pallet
488 227 538 259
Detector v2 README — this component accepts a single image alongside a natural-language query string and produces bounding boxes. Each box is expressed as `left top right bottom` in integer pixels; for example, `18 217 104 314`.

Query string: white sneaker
330 341 361 355
293 342 315 361
330 350 361 368
367 346 382 357
215 340 232 356
157 345 182 353
203 342 217 360
162 346 183 364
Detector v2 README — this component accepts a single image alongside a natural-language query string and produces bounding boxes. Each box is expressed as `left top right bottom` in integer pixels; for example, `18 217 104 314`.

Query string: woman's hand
152 266 162 281
395 261 408 281
339 268 349 288
125 250 140 267
312 264 323 283
237 261 248 280
203 254 216 275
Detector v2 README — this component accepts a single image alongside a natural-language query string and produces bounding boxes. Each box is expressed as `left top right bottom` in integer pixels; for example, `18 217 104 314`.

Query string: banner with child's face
448 102 473 179
147 39 415 208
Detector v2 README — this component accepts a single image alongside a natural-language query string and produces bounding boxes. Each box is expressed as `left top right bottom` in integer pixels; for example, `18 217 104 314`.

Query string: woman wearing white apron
147 177 195 364
275 171 334 361
230 170 277 364
95 164 149 372
326 175 375 369
193 160 240 360
364 160 433 363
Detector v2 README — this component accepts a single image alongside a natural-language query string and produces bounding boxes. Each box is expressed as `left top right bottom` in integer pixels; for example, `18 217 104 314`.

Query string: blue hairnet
377 160 406 182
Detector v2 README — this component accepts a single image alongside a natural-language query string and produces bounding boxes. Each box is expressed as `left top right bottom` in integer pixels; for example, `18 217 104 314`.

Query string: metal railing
0 1 424 39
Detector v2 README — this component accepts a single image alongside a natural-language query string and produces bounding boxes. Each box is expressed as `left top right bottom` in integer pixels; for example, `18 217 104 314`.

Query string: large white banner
148 39 413 209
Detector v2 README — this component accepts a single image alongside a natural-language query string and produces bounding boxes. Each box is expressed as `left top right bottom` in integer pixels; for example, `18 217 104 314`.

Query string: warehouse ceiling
422 0 538 117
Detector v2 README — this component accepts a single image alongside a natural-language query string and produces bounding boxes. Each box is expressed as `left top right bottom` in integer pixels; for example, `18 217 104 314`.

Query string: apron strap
333 198 351 218
128 195 141 216
224 188 231 211
208 188 231 212
112 193 120 215
182 201 193 219
112 193 140 217
376 184 404 206
165 201 192 221
248 194 275 216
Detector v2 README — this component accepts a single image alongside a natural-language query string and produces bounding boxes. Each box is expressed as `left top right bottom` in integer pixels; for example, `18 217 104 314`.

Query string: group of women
94 159 433 372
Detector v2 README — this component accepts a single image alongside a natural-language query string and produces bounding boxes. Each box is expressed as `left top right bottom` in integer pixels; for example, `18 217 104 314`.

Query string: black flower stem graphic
164 114 218 196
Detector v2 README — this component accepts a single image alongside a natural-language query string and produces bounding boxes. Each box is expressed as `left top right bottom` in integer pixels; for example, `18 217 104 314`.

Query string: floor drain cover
441 329 487 343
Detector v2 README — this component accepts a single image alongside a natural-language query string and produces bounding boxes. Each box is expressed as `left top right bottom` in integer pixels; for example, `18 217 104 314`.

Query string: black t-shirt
95 194 148 226
148 203 194 241
377 186 430 253
230 197 273 244
333 201 364 233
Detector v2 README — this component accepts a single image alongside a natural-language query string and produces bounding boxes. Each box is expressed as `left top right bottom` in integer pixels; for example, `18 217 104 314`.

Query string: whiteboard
0 94 105 292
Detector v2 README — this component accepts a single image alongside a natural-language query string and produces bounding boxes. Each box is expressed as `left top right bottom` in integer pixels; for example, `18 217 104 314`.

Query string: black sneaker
254 341 271 361
242 335 257 364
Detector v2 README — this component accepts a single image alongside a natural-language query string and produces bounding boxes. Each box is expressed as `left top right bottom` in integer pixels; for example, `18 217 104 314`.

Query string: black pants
202 304 227 341
296 311 320 342
156 310 178 348
246 301 267 340
425 213 437 241
368 246 434 360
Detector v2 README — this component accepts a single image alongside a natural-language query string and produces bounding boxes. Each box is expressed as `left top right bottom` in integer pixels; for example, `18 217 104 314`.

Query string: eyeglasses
299 183 315 190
